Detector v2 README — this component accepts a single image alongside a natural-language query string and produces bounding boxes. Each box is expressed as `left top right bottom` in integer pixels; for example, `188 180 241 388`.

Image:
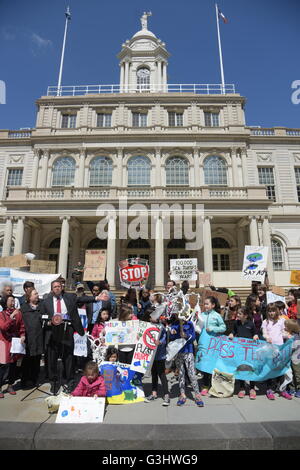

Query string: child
286 289 300 321
275 301 289 320
145 311 170 406
198 296 226 395
71 361 106 397
117 305 137 364
137 289 152 319
91 308 111 341
105 346 118 363
170 313 204 407
223 295 241 335
245 294 263 336
262 304 291 400
229 307 259 399
284 319 300 398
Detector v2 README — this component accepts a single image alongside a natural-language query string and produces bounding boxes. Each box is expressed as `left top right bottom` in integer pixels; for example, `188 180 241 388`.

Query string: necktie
56 297 62 314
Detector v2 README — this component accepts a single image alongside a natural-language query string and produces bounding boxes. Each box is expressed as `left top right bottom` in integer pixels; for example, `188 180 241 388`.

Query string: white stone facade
0 21 299 289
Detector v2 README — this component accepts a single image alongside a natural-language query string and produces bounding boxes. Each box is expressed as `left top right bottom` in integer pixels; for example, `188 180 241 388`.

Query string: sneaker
195 396 204 407
266 390 276 400
238 390 246 399
201 388 209 396
144 394 158 403
162 395 170 406
0 392 4 399
249 389 256 400
176 397 186 406
281 391 292 400
5 386 16 396
294 390 300 398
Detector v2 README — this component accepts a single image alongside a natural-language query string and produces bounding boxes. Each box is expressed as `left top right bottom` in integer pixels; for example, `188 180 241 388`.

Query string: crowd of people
0 274 299 410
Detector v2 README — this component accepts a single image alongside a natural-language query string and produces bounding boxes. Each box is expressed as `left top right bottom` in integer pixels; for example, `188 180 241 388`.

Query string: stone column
106 216 116 288
31 150 39 188
157 61 162 91
155 215 165 288
23 223 31 254
120 63 124 92
58 216 70 279
71 221 81 274
14 217 25 255
193 148 201 187
249 216 259 246
32 224 41 258
2 217 13 257
124 61 129 92
37 150 49 188
77 148 85 187
237 220 246 269
155 148 162 186
231 148 239 187
241 149 248 187
203 216 213 273
162 63 167 92
261 216 275 284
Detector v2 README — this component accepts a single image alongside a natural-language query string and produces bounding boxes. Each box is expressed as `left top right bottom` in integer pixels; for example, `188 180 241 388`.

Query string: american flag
218 8 228 24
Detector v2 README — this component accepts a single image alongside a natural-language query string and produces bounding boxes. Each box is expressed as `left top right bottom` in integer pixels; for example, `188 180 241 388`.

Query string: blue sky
0 0 299 130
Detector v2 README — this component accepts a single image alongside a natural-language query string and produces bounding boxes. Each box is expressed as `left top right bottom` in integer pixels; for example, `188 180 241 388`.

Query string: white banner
0 267 60 297
56 397 105 423
241 246 268 282
170 258 198 281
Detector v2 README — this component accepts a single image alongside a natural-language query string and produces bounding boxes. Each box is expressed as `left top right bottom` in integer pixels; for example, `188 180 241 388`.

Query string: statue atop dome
141 11 152 30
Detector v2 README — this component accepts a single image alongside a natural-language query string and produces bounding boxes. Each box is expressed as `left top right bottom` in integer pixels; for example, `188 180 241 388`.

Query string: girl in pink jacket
72 361 106 397
91 308 111 341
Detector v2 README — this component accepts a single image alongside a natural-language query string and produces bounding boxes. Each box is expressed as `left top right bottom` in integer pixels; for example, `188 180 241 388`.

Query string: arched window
52 157 75 187
89 157 113 186
272 239 284 270
167 239 186 249
127 239 150 249
166 157 189 186
87 238 107 249
127 238 150 262
204 156 227 186
49 238 71 249
128 156 151 186
212 237 230 271
137 67 150 91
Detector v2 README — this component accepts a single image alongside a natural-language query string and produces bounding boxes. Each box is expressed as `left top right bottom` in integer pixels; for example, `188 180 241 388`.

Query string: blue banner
195 330 293 381
99 361 144 404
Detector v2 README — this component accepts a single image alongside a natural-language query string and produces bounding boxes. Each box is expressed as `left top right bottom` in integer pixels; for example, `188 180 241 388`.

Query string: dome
132 29 156 39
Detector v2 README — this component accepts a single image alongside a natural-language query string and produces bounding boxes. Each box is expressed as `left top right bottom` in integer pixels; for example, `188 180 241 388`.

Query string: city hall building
0 17 300 291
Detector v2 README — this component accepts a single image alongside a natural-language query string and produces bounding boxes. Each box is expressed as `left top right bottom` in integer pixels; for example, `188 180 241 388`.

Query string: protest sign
30 260 56 274
271 286 286 297
266 291 285 305
56 397 105 423
130 321 161 374
0 268 60 297
196 288 228 310
119 258 149 289
78 308 88 331
290 270 300 285
196 330 292 382
10 337 26 355
99 361 144 404
104 320 139 346
198 273 211 286
83 250 106 281
170 258 198 282
73 333 88 357
0 254 28 269
242 246 268 282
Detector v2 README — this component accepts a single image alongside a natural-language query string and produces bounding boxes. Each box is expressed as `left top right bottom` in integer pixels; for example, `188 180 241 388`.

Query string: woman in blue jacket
170 315 204 407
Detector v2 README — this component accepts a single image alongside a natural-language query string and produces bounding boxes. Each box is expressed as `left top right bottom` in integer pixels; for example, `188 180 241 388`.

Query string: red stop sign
120 264 149 283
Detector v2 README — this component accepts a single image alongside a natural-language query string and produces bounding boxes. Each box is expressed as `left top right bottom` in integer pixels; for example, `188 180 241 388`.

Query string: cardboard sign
290 271 300 285
30 260 56 274
170 258 198 282
104 320 139 346
83 250 106 281
0 254 28 268
199 273 211 286
119 258 149 289
130 321 161 375
56 397 105 423
242 246 268 282
196 288 228 309
271 286 285 297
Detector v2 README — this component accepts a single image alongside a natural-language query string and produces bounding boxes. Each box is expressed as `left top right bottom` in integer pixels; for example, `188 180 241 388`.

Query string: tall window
7 169 23 186
166 157 189 186
168 112 183 127
204 112 219 127
136 68 150 91
61 114 77 128
204 156 227 185
132 112 147 127
258 167 276 201
295 168 300 202
212 237 230 271
128 156 151 186
97 113 112 127
89 157 113 186
52 157 75 186
271 239 284 270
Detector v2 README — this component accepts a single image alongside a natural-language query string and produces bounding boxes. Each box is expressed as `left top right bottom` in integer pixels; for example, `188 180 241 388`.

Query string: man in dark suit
41 280 101 394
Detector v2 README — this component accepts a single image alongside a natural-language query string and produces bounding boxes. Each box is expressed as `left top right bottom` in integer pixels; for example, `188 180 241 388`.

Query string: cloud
31 33 52 49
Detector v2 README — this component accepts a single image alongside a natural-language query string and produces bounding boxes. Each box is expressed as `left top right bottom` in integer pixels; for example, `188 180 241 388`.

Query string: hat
76 283 84 290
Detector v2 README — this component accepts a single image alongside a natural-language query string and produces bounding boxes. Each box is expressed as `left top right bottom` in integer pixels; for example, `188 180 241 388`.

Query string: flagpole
215 4 225 94
57 7 71 96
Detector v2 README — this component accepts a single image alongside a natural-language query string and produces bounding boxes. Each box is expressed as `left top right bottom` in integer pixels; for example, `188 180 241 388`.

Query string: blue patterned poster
196 330 293 381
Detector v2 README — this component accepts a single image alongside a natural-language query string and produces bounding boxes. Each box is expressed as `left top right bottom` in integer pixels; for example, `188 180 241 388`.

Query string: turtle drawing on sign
124 389 137 401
